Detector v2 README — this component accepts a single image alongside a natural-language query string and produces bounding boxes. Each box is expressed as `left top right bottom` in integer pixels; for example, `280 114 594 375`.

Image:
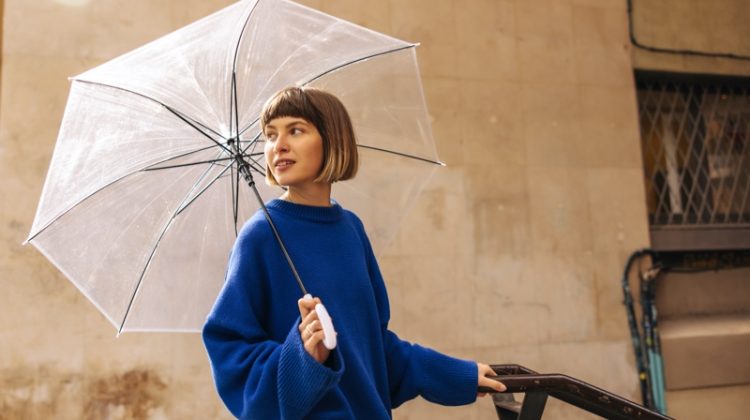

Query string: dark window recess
636 71 750 250
657 249 750 272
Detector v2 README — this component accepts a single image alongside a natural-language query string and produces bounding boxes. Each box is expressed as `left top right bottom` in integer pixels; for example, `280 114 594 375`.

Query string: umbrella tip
438 160 447 167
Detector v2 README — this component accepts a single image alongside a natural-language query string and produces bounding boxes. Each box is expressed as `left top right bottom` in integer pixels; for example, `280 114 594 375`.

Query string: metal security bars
636 71 750 250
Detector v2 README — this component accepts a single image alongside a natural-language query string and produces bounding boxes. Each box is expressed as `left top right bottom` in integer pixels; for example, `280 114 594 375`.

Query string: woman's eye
291 127 303 135
265 133 277 141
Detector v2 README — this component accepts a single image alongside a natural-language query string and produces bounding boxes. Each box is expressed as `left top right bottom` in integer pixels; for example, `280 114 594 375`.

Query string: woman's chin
272 173 294 187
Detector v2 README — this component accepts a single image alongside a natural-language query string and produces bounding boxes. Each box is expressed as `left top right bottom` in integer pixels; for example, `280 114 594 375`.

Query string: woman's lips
274 159 295 172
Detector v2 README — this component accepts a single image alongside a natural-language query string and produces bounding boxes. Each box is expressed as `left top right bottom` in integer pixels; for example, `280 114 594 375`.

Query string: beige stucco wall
5 0 737 419
631 0 750 76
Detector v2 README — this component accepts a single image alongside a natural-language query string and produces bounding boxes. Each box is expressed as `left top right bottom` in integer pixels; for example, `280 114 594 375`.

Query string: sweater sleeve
350 215 478 408
202 224 344 419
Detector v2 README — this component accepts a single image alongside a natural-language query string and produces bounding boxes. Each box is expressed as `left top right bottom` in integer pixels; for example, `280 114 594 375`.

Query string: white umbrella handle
303 294 337 350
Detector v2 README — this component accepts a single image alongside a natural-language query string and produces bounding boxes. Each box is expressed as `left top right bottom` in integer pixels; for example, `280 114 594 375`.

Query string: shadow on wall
0 367 166 419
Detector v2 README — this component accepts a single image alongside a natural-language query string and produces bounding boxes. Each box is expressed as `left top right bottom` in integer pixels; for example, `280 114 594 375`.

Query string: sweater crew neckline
266 198 344 223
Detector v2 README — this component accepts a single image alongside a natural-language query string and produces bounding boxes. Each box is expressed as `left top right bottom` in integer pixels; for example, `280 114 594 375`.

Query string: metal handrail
484 364 674 420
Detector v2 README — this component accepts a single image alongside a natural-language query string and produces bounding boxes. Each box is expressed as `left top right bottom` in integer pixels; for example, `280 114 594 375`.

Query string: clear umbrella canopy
27 0 441 333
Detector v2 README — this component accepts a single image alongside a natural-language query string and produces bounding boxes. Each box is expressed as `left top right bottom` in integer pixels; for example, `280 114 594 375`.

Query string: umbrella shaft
238 160 308 296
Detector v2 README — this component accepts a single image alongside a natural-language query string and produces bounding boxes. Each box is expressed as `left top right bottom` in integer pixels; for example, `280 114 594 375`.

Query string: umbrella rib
304 44 416 85
236 44 418 137
229 71 240 142
241 132 262 154
143 156 234 172
233 162 240 236
240 134 267 175
165 107 231 154
238 139 257 146
174 163 234 218
149 144 220 166
357 144 444 166
26 144 224 242
73 79 229 153
230 0 260 78
228 0 260 140
118 151 231 333
243 154 266 175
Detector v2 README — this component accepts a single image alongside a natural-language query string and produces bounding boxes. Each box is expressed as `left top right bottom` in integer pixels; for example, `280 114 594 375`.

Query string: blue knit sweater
203 199 478 419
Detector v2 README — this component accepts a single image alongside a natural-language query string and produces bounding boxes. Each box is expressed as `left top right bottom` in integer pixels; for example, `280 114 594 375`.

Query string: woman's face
263 116 325 190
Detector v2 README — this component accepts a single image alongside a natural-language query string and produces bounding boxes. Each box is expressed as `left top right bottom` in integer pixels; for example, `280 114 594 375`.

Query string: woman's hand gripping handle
298 294 337 364
477 363 506 397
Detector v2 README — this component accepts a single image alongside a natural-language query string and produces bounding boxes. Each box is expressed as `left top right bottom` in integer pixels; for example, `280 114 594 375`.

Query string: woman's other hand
477 363 506 397
297 296 331 364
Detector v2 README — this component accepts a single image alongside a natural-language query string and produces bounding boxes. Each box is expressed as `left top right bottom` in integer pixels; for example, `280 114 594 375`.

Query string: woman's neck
281 183 332 207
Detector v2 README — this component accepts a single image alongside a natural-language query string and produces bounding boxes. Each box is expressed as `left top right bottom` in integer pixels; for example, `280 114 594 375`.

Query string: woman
203 86 505 419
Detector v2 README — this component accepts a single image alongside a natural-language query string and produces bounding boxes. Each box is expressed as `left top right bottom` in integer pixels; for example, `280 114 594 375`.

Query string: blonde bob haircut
260 86 359 186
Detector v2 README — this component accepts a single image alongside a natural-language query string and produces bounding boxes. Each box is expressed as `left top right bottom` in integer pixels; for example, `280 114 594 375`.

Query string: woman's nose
273 135 289 153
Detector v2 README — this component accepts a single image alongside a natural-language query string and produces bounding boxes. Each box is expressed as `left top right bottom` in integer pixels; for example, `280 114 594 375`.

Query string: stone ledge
661 313 750 390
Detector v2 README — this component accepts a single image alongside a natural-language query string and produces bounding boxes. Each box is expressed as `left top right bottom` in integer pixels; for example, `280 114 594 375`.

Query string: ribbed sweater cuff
277 318 345 418
415 345 478 406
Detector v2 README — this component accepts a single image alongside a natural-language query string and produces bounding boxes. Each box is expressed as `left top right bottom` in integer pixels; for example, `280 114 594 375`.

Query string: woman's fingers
301 320 320 338
298 303 320 332
297 296 331 364
301 309 319 327
297 296 321 319
479 375 506 393
477 363 506 396
298 315 318 339
304 330 325 349
303 330 330 364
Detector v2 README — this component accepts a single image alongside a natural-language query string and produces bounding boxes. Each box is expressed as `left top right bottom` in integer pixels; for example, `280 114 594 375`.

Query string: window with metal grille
636 71 750 250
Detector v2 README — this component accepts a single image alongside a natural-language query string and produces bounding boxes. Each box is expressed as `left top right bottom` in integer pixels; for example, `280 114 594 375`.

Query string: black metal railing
483 364 674 420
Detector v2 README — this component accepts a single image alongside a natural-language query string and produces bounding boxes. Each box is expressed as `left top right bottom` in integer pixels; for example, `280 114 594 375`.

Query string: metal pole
236 156 308 296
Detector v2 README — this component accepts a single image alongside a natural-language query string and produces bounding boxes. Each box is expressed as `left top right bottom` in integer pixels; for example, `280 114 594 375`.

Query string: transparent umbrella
26 0 442 333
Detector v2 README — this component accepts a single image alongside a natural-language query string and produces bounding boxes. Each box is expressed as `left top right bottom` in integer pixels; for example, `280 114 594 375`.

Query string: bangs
260 87 325 134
